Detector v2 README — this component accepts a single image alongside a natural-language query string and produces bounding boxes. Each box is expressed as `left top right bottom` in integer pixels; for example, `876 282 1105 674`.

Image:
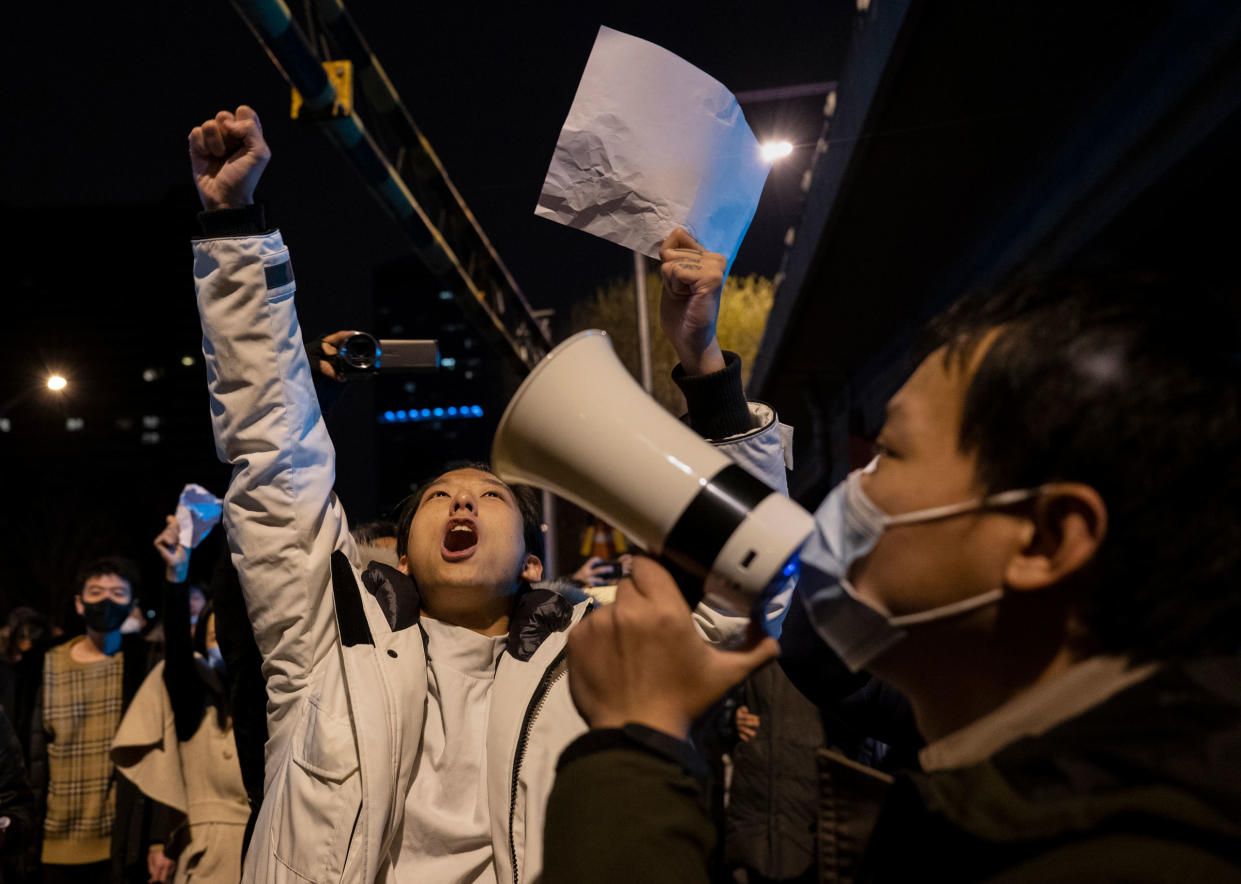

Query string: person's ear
521 554 544 583
397 554 409 576
1005 483 1107 592
74 595 84 617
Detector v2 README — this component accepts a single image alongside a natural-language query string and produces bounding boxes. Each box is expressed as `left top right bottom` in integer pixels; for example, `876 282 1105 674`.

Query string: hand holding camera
307 331 439 382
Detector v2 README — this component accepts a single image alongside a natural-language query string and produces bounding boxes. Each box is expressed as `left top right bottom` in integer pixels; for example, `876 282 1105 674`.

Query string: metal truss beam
230 0 552 373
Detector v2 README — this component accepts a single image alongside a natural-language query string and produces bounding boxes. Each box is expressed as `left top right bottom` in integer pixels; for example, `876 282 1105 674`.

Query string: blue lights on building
379 405 485 424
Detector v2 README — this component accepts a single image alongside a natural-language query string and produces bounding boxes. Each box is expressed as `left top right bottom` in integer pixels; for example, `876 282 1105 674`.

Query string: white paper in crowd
175 483 223 548
535 26 770 261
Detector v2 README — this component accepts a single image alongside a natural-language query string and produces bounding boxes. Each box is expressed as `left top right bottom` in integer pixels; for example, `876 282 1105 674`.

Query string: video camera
312 332 440 380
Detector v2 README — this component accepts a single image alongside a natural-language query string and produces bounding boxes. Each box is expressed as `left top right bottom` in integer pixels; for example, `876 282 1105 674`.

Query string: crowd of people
1 100 1238 884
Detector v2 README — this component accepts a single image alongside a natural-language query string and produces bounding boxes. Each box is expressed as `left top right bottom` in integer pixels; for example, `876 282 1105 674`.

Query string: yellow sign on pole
291 60 353 119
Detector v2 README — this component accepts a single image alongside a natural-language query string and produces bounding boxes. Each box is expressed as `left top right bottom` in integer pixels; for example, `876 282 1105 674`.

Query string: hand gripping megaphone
491 330 814 614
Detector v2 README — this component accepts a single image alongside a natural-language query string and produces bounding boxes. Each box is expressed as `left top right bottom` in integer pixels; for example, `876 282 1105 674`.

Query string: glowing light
47 375 67 391
181 355 196 367
782 554 801 578
665 456 695 476
760 141 794 162
377 405 486 425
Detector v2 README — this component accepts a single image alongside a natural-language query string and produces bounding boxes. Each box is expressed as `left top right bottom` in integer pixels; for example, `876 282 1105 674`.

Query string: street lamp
1 373 70 423
761 140 795 162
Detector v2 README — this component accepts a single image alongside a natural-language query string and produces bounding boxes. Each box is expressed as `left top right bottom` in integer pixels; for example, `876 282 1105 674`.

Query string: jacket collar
360 562 589 661
908 656 1241 842
919 655 1158 772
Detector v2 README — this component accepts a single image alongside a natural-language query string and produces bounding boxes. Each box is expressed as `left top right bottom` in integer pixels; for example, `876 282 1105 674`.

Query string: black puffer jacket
726 664 825 879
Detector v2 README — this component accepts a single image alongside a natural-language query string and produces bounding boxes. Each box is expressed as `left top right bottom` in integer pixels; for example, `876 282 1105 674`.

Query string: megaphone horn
491 330 812 613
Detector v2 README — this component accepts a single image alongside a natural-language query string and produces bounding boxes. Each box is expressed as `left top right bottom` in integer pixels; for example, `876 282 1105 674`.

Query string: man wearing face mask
29 557 170 884
543 273 1241 882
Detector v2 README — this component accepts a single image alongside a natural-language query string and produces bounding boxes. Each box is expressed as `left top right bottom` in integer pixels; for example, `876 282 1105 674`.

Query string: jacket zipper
508 648 568 884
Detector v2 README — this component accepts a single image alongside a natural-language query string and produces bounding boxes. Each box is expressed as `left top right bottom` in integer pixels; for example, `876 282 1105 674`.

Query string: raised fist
188 105 270 211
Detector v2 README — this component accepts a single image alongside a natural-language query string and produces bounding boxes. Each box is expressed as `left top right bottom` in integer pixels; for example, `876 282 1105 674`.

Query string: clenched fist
188 105 270 211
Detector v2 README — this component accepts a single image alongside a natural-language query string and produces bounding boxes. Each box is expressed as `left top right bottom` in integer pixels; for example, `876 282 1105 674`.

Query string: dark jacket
850 656 1241 883
726 664 825 879
205 538 267 857
542 656 1241 883
0 707 35 859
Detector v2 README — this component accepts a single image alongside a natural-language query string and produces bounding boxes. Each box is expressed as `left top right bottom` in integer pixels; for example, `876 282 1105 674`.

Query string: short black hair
395 460 545 566
351 520 399 546
922 272 1241 662
1 606 50 660
75 555 142 601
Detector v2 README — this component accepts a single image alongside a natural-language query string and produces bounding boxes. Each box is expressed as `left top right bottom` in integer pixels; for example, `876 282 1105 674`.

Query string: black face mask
82 599 131 633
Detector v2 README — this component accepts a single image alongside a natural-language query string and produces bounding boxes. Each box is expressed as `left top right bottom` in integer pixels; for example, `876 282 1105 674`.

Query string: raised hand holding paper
535 26 770 261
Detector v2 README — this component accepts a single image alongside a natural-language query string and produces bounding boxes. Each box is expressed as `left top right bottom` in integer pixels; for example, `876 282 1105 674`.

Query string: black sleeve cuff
672 350 752 439
558 724 709 786
196 204 269 238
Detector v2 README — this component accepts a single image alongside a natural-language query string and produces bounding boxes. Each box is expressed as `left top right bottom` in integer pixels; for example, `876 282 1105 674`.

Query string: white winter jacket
192 229 793 884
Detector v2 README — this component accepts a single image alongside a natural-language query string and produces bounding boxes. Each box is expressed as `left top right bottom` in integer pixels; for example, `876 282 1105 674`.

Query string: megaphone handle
659 557 705 610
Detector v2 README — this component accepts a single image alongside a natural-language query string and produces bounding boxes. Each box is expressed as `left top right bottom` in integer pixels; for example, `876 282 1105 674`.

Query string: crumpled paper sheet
174 483 223 549
535 26 770 260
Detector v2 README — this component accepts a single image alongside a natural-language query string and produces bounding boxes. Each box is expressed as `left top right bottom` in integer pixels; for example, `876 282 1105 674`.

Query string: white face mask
798 459 1041 671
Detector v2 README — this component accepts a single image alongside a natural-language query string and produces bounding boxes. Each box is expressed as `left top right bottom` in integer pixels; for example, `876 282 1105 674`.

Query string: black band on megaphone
662 463 772 583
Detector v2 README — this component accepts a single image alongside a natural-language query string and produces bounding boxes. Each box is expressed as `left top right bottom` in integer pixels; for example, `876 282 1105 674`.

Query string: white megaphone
491 329 814 614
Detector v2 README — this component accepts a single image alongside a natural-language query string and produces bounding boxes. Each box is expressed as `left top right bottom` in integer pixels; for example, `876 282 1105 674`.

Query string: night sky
5 1 852 317
1 1 853 621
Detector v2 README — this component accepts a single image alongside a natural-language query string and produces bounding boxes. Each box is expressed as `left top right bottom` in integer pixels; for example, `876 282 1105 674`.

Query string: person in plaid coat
28 559 173 884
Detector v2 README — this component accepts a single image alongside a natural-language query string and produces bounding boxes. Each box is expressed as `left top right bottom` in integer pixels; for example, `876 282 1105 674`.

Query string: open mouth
441 519 479 561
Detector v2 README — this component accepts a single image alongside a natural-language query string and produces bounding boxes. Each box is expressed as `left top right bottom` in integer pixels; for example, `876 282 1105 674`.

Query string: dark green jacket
543 657 1241 883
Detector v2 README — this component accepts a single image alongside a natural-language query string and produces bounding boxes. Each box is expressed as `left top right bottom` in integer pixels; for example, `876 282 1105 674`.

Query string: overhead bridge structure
229 0 552 374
